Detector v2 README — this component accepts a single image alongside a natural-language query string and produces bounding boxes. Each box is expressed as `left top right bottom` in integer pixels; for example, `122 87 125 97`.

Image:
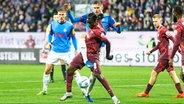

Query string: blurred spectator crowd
0 0 184 32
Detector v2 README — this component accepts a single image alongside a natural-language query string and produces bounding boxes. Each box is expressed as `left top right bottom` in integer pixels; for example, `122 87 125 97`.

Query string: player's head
87 12 98 29
57 8 66 23
93 0 103 16
53 12 58 21
152 14 162 29
172 5 183 23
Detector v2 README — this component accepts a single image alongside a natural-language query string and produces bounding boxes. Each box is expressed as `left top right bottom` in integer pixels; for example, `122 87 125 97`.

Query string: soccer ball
77 76 89 88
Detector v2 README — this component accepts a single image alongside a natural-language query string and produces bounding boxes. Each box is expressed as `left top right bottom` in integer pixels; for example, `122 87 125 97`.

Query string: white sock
74 71 81 81
112 96 119 102
86 74 96 96
43 74 50 91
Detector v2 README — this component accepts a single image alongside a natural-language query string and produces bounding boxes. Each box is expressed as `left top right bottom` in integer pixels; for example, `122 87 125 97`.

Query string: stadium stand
0 0 183 32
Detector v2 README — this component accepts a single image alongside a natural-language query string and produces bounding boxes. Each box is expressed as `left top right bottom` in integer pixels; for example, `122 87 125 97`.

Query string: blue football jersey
48 20 78 53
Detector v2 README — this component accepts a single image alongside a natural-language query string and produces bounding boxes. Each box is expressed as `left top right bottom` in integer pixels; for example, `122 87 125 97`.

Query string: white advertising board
0 32 181 66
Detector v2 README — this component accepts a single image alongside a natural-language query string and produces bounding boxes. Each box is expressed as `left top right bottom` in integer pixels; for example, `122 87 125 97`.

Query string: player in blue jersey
41 13 67 83
64 0 121 102
37 8 79 95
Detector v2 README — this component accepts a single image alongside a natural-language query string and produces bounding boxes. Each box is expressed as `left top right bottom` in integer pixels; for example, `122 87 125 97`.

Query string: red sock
66 75 73 92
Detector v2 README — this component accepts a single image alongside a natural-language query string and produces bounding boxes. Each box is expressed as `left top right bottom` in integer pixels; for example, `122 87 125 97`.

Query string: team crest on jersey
101 33 105 37
64 29 67 32
174 30 178 36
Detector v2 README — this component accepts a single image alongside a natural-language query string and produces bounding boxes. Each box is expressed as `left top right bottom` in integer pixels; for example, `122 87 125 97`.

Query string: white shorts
46 51 73 65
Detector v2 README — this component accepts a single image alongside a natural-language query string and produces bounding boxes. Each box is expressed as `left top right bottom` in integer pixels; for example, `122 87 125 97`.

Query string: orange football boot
173 93 184 98
136 92 150 97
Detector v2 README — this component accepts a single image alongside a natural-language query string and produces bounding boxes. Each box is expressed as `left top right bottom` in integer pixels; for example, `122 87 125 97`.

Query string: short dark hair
173 5 183 16
93 0 102 4
88 12 97 22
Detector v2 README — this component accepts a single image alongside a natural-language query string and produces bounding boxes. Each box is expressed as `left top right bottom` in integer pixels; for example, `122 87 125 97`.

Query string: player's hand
114 22 121 28
106 55 113 60
169 58 173 66
146 51 150 55
64 3 71 11
48 43 52 50
41 48 45 53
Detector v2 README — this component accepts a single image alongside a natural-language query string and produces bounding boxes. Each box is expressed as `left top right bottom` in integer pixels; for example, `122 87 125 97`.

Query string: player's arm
70 28 78 54
147 43 159 55
109 16 121 34
169 27 181 66
67 11 81 23
64 3 88 23
99 33 113 60
48 23 54 50
170 28 181 59
166 31 175 43
79 34 93 68
41 25 50 53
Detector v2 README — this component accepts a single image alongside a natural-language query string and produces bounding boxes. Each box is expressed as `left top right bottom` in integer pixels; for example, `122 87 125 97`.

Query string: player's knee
66 65 77 76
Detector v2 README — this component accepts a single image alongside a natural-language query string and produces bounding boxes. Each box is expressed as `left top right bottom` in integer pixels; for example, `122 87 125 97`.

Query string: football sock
86 74 96 96
97 75 114 97
175 83 183 93
50 67 54 80
112 96 119 103
43 74 50 91
66 74 73 92
61 65 66 81
74 71 81 80
145 83 153 94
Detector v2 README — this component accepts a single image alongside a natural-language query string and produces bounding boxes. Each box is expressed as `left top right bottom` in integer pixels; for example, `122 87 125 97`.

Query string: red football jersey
150 25 174 61
171 18 184 59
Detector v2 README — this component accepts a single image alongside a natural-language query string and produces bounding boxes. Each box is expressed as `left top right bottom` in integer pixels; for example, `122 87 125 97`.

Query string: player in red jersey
136 14 184 98
169 6 184 84
59 12 120 104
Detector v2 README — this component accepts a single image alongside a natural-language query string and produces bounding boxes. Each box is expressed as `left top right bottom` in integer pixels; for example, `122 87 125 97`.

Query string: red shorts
70 53 101 75
154 60 174 73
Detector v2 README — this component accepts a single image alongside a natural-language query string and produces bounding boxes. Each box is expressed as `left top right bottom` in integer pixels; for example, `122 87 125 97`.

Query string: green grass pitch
0 64 184 104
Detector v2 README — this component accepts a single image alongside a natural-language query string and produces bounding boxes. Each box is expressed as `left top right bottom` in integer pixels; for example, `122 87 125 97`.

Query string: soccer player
41 13 67 83
136 14 184 98
37 8 78 95
169 6 184 83
64 1 121 102
59 12 120 104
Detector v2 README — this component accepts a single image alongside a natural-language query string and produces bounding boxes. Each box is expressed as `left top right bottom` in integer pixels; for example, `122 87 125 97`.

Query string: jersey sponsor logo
55 33 64 37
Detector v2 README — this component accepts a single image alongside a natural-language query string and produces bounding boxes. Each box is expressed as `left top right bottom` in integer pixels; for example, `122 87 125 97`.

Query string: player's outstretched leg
96 74 120 104
74 71 87 95
60 65 77 101
85 74 96 102
37 73 50 95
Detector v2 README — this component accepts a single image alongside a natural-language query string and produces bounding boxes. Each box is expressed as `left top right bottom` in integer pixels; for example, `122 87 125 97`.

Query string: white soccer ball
77 76 89 88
